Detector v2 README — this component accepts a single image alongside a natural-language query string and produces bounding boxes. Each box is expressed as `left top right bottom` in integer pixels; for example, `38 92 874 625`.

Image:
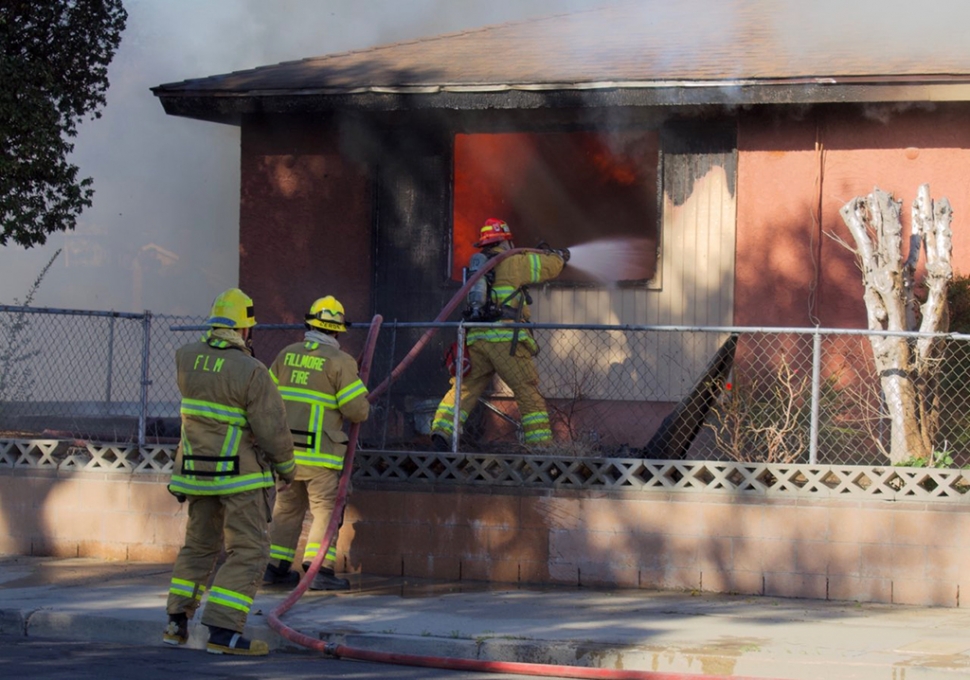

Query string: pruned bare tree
835 184 953 464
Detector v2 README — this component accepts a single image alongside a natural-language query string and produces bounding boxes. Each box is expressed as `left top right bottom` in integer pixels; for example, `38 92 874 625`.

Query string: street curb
1 608 291 653
308 631 854 678
2 604 686 670
0 612 735 675
0 608 923 678
315 630 686 673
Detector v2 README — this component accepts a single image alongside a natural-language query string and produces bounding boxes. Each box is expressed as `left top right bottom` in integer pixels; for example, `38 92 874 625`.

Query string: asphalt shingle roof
154 0 970 96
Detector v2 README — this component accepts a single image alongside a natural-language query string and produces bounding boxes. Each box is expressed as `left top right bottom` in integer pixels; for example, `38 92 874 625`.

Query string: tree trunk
838 185 952 464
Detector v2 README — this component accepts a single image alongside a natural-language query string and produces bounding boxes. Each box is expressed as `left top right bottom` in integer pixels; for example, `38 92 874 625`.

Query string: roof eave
153 79 970 125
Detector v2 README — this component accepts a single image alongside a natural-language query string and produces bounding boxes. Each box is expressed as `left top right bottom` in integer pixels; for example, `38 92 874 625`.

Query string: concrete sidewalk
1 556 970 679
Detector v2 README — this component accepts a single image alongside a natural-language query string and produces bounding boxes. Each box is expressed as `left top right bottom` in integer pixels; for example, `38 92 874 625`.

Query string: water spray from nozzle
562 237 655 284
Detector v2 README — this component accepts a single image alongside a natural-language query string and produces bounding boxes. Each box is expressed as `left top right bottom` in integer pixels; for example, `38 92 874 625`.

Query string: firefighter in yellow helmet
263 295 370 590
430 219 568 450
163 288 295 655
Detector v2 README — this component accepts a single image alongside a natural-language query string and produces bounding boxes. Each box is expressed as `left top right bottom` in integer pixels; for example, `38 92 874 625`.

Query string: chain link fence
3 305 970 467
0 305 203 445
360 322 970 467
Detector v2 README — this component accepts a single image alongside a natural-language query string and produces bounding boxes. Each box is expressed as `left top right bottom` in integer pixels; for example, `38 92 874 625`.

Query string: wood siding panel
533 152 736 402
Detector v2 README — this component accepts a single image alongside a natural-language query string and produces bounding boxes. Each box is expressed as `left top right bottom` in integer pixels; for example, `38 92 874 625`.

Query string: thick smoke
0 0 607 314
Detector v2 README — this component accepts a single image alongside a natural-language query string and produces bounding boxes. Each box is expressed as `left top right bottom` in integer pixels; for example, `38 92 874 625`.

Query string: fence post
138 310 153 448
809 330 822 464
451 323 466 453
104 315 116 404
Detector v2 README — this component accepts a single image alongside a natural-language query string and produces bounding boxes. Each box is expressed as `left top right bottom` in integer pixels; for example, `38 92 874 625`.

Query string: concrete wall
342 486 970 608
3 469 968 608
0 470 184 562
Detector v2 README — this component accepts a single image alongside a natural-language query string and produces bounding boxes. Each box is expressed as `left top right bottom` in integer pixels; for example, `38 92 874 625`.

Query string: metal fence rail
3 304 970 467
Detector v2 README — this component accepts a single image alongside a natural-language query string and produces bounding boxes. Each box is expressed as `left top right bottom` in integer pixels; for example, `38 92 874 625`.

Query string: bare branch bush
820 365 890 463
703 356 810 463
0 249 61 402
546 353 606 457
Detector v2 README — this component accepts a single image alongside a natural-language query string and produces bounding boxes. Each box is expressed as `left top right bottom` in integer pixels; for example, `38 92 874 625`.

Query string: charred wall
235 105 741 446
239 114 373 357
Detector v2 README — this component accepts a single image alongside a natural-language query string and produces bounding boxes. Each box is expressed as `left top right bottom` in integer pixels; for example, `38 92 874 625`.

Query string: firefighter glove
555 248 571 263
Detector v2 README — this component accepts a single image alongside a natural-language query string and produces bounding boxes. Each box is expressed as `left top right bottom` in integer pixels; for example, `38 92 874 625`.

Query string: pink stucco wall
736 104 970 328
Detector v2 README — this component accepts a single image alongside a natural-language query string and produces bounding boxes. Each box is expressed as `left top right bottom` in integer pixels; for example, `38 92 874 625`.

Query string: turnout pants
431 340 552 445
268 464 342 571
166 489 270 632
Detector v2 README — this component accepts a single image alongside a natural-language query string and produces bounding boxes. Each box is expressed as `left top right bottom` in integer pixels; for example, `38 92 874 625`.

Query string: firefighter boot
306 564 350 591
162 612 188 646
431 433 450 452
206 625 269 656
263 560 300 586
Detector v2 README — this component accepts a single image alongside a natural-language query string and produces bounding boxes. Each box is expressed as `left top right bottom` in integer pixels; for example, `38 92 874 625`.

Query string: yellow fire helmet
305 295 347 333
206 288 256 329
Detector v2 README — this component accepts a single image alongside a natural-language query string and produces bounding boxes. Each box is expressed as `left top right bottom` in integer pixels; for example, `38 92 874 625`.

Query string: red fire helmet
474 218 514 247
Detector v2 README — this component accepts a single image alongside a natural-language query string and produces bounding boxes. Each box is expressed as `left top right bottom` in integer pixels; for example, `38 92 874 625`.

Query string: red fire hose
267 257 781 680
266 312 383 643
269 247 534 627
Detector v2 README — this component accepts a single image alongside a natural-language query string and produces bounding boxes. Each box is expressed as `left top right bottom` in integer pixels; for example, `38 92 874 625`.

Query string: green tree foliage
0 1 127 248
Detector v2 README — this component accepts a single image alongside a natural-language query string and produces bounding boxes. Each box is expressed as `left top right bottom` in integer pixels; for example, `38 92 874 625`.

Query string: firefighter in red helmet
478 217 513 246
430 218 569 450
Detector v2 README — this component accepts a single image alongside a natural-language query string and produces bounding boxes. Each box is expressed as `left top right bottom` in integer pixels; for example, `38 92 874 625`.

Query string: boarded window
451 131 660 284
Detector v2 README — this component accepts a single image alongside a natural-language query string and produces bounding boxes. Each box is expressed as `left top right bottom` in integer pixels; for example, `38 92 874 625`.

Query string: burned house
152 2 970 454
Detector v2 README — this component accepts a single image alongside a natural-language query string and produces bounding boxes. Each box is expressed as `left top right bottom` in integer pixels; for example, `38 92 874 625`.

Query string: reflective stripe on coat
270 338 370 470
169 331 294 496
